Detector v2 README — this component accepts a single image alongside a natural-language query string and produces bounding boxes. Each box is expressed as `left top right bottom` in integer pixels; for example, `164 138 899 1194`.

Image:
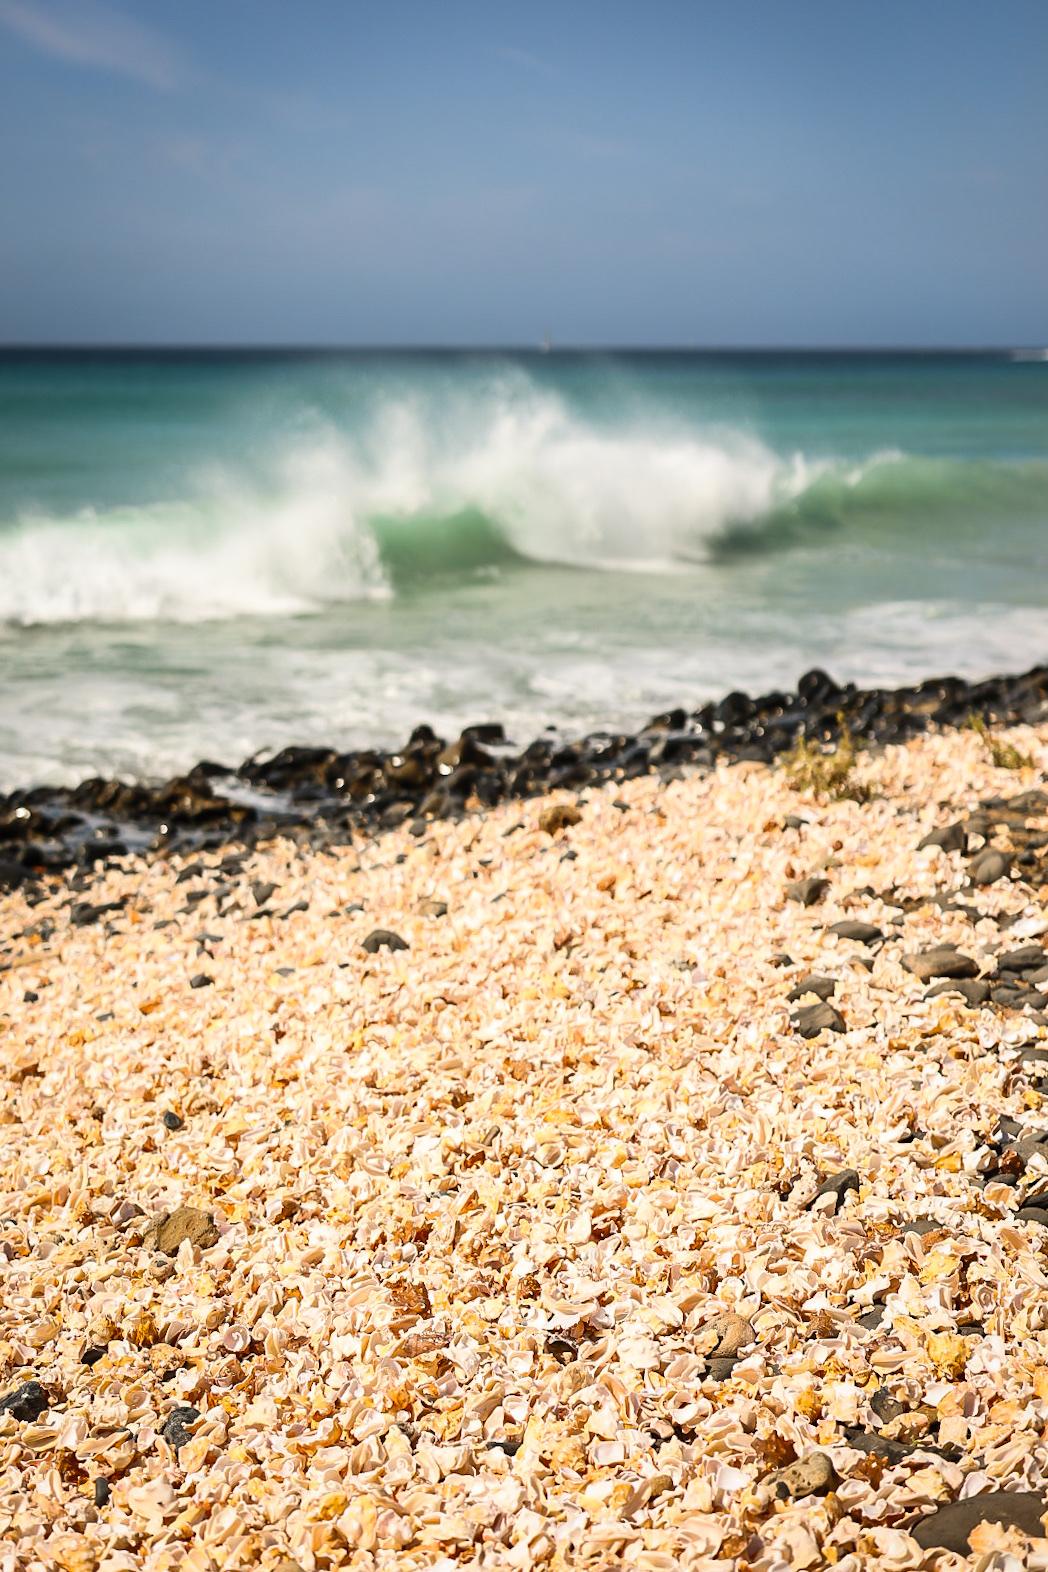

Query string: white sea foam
0 376 863 625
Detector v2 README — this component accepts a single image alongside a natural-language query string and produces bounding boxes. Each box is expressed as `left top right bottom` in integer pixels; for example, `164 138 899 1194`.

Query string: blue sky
0 0 1044 345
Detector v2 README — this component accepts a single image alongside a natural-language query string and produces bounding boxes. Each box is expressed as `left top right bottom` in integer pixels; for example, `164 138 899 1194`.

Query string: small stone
998 945 1046 973
856 1307 884 1330
93 1478 111 1507
807 1168 860 1212
793 1001 846 1038
786 876 829 907
918 822 967 854
911 1492 1048 1553
902 946 979 982
925 978 991 1006
161 1110 184 1131
896 1216 942 1238
81 1344 107 1367
705 1357 739 1381
160 1405 201 1452
1016 1206 1048 1227
969 848 1010 885
148 1206 219 1255
787 974 836 1002
827 920 882 943
251 880 276 907
538 803 582 835
0 1379 50 1421
769 1451 837 1500
362 929 409 954
189 972 213 989
698 1311 755 1359
870 1387 907 1424
419 899 448 918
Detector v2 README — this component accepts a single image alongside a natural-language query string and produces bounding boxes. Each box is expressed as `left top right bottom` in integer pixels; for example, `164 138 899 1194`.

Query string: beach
5 711 1048 1567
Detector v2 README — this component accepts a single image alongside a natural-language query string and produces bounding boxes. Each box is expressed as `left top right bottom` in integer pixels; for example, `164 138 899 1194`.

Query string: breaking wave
1 377 1044 625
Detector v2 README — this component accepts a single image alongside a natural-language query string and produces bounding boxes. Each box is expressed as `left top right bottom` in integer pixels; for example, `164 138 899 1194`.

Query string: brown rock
769 1451 837 1499
911 1492 1048 1553
538 803 582 835
902 946 979 982
793 1001 846 1037
148 1206 219 1255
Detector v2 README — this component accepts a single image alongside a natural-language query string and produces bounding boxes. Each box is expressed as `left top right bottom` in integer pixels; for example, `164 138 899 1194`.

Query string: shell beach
4 722 1048 1570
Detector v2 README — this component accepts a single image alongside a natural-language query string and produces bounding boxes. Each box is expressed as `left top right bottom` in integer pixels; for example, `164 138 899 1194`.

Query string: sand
3 722 1048 1570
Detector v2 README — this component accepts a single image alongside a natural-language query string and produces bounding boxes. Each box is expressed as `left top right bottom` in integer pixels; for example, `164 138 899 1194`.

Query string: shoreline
3 713 1048 1562
2 660 1048 890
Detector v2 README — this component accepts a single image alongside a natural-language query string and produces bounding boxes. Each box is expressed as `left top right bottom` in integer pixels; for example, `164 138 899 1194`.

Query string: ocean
0 349 1045 790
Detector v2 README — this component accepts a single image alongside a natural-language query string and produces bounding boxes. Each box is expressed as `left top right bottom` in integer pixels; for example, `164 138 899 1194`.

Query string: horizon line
0 341 1043 355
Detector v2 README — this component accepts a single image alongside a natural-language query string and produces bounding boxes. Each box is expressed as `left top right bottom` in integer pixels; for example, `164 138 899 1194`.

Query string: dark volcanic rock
969 848 1010 886
0 1379 50 1421
903 946 979 983
94 1478 111 1507
362 929 409 954
918 822 968 854
787 974 837 1003
911 1492 1048 1553
160 1405 201 1452
925 978 991 1006
792 1001 846 1037
826 920 882 943
786 877 830 907
807 1168 860 1212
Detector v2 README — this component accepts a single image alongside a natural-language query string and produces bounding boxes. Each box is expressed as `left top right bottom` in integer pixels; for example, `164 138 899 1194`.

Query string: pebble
969 847 1010 885
792 1000 846 1037
769 1452 837 1499
362 928 409 953
538 803 582 834
787 973 836 1002
826 919 882 942
0 1380 49 1422
902 945 979 982
912 1491 1048 1553
785 876 829 906
807 1167 860 1212
147 1206 219 1255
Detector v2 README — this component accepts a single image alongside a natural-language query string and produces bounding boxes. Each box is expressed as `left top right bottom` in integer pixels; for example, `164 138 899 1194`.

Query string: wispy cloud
0 0 184 89
495 45 555 77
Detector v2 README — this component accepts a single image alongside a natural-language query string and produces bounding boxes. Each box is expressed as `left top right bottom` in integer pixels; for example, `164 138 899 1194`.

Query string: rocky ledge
3 662 1048 887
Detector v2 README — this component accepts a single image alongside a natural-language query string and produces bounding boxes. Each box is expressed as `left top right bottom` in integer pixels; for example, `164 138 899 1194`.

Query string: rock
81 1344 107 1366
698 1311 755 1359
189 972 213 989
538 803 582 835
161 1111 184 1131
856 1307 884 1329
705 1357 740 1381
841 1427 917 1463
998 945 1046 973
827 920 882 943
0 1379 50 1421
870 1388 907 1424
160 1405 201 1452
418 898 448 918
70 899 124 928
911 1492 1048 1553
769 1451 837 1499
793 1001 846 1038
786 876 830 907
896 1216 942 1238
926 978 991 1006
902 946 979 982
787 974 837 1003
362 929 409 954
93 1478 111 1507
918 822 968 854
969 848 1010 885
148 1206 219 1255
807 1168 860 1212
1016 1206 1048 1227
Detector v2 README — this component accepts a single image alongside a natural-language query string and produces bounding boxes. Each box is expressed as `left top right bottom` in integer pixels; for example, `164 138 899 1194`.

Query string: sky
0 0 1045 346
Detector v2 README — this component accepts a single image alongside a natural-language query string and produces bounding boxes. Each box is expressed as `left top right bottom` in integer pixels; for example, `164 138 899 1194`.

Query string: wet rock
792 1001 846 1038
160 1405 201 1452
786 876 830 907
362 929 409 954
787 974 836 1002
926 978 991 1006
161 1111 184 1131
0 1379 50 1421
148 1206 219 1255
911 1492 1048 1553
807 1168 860 1213
826 919 882 943
769 1451 837 1500
93 1478 111 1507
902 946 979 982
538 803 582 835
969 848 1010 885
918 822 968 854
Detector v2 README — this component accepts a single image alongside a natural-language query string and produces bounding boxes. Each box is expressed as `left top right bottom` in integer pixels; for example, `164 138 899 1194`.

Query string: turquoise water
0 350 1046 787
